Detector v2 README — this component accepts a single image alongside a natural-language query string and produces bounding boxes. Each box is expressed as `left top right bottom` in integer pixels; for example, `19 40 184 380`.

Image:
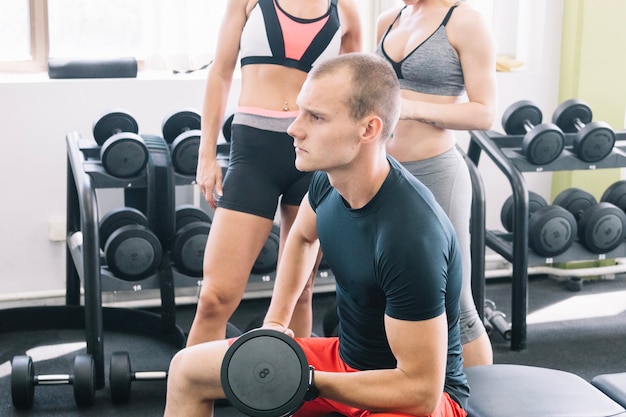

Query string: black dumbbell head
500 191 547 232
221 329 310 417
502 100 542 135
528 205 577 257
171 221 210 277
553 188 597 220
171 130 201 175
92 109 139 145
601 180 626 212
100 132 149 178
11 355 35 410
552 99 593 133
110 351 132 404
578 202 626 254
222 113 234 143
162 108 201 144
73 354 96 407
104 225 162 281
99 207 149 250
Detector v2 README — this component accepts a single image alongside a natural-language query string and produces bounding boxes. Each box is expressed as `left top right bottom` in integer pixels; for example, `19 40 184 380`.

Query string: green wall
551 0 626 201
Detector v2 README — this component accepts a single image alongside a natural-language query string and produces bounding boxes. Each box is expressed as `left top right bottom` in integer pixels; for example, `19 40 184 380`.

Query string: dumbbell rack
64 131 187 392
467 128 626 351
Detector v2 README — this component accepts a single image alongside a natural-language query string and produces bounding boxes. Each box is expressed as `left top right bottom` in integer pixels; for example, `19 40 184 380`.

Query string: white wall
0 0 563 299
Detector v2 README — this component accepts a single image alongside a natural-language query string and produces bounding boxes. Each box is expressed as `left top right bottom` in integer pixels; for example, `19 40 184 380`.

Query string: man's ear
361 115 383 144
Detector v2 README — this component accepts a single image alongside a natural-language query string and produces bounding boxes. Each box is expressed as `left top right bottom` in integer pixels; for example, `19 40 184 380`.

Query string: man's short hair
310 53 401 139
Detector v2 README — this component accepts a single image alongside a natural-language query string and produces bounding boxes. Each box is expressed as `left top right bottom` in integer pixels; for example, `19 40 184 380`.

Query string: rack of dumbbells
467 98 626 351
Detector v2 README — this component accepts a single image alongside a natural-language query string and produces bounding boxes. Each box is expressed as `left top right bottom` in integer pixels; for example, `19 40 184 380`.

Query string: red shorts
230 336 466 417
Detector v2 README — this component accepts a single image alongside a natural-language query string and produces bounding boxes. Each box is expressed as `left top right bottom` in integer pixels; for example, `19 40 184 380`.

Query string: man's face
288 71 362 174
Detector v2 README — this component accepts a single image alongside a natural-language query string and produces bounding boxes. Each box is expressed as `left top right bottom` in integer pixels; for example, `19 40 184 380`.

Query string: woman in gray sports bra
376 0 497 368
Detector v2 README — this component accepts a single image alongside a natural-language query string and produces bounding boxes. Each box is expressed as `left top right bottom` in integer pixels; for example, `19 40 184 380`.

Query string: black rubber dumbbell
110 322 241 404
222 113 234 143
500 191 577 257
252 224 280 275
552 99 616 163
92 109 149 178
554 188 626 254
502 100 565 165
170 205 212 277
601 180 626 213
162 108 201 175
99 207 162 281
11 354 95 409
221 329 319 417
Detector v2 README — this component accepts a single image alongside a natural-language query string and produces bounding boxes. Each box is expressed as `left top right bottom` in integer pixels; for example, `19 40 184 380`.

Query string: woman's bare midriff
238 65 308 112
386 89 460 162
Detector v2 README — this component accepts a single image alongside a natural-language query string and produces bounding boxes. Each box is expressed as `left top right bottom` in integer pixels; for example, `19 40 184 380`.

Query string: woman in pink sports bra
187 0 361 347
376 0 497 367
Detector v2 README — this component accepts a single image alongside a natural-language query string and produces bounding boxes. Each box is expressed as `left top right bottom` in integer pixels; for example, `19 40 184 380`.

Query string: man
164 52 468 417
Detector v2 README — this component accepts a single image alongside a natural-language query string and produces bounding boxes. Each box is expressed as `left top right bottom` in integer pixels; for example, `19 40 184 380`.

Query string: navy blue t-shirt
308 157 469 408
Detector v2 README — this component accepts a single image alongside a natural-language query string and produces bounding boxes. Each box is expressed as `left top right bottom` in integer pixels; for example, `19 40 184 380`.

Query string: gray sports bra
376 5 465 96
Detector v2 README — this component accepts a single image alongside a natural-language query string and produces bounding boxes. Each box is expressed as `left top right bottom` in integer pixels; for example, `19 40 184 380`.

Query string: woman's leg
186 208 274 346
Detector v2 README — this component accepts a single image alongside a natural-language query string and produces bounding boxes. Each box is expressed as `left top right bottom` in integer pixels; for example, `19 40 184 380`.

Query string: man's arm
315 314 449 417
263 195 320 334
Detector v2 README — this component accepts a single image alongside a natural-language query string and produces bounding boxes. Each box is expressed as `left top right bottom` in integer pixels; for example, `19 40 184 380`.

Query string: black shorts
217 112 312 220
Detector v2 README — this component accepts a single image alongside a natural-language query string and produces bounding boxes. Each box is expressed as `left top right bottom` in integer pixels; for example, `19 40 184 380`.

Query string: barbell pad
222 113 235 143
72 354 96 407
553 188 597 221
104 225 162 281
110 351 133 404
92 109 139 145
501 100 542 135
552 99 593 133
601 180 626 212
11 355 35 410
528 205 577 257
500 191 547 232
521 123 565 165
162 109 201 144
171 221 210 277
100 132 149 178
221 329 311 417
99 207 148 250
252 225 280 274
171 129 201 175
578 202 626 254
572 121 615 163
175 205 212 229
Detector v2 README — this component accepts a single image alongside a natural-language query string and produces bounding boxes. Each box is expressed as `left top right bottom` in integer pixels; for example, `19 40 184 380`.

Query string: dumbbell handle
573 118 585 130
522 119 535 133
133 370 168 381
35 374 71 385
484 306 511 341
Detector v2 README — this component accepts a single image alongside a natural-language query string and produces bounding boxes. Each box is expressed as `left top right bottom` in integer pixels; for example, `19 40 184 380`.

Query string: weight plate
99 207 148 250
252 225 280 274
162 109 201 143
522 123 564 165
573 122 615 162
222 113 235 143
93 109 139 145
578 202 626 253
171 221 210 277
500 191 547 232
553 188 597 221
221 329 309 417
73 354 96 407
11 355 35 410
601 180 626 212
502 100 542 135
528 206 577 257
104 225 162 281
171 130 201 175
176 205 212 229
552 99 593 133
100 132 149 178
110 351 133 404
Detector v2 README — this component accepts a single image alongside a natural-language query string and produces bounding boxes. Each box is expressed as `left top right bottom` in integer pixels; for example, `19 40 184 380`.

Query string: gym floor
1 273 626 416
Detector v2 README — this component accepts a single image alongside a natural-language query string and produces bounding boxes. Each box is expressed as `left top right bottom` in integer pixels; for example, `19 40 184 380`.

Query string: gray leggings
402 147 485 344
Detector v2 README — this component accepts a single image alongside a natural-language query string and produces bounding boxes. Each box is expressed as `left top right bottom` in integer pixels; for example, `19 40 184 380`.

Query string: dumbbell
502 100 565 165
171 205 212 277
11 354 95 409
109 322 242 404
222 113 234 143
92 109 149 178
552 99 616 163
252 224 280 275
221 329 319 417
500 191 577 257
601 180 626 213
99 207 162 281
554 188 626 254
162 108 201 175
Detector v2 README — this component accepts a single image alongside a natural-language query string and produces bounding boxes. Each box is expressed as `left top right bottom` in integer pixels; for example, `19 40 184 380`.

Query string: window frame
0 0 48 73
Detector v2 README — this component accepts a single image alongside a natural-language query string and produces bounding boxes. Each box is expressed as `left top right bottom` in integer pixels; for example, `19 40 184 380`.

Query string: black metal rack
467 128 626 350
